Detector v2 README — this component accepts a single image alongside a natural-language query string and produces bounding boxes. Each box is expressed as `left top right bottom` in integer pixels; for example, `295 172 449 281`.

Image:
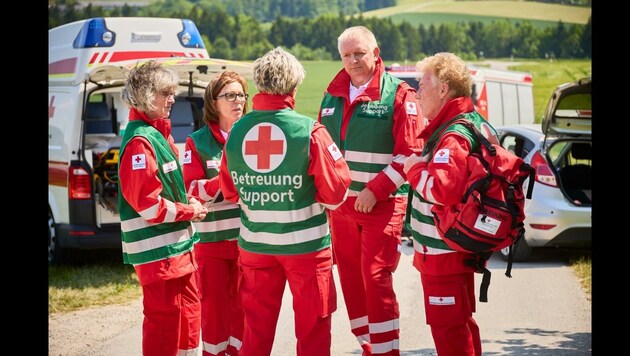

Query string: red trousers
238 247 337 356
420 272 482 356
141 271 201 356
195 241 243 355
329 197 406 356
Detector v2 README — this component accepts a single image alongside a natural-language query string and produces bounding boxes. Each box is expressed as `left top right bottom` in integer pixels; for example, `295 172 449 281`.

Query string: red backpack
427 116 535 302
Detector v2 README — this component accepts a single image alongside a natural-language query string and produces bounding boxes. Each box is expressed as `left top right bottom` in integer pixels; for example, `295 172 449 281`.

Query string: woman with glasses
183 70 249 356
118 60 208 356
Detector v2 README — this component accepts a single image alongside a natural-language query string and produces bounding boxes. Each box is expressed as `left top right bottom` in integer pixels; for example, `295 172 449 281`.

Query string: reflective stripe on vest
225 108 330 255
118 120 198 265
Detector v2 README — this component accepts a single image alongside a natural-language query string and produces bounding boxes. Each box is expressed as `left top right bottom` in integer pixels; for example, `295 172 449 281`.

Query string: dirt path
48 298 143 356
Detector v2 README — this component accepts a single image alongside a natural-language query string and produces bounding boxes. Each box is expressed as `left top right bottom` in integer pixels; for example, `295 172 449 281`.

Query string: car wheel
48 210 64 265
500 238 532 262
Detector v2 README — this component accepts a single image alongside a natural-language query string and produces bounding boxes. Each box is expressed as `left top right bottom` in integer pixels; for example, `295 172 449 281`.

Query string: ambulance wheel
499 238 532 262
48 209 64 265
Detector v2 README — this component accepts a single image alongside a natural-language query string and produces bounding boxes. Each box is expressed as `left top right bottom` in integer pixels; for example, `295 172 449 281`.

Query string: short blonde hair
121 60 180 113
415 52 472 98
203 71 249 125
253 47 305 95
337 26 378 54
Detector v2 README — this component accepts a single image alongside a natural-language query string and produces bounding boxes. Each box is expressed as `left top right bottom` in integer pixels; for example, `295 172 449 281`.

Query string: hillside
364 0 591 27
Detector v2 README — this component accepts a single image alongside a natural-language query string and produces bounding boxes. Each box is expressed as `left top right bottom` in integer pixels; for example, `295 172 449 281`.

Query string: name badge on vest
321 107 335 117
206 160 220 170
162 160 178 173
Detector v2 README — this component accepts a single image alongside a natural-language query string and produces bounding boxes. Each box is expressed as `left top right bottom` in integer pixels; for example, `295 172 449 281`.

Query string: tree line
49 0 591 61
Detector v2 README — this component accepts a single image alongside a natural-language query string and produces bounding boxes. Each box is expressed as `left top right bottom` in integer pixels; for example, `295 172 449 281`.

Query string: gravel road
48 298 144 356
49 247 591 355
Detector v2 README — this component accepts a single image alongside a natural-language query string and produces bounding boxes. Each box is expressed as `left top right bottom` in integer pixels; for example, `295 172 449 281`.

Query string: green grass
49 259 142 313
388 13 563 30
569 256 591 301
506 59 591 122
364 0 591 25
245 61 342 120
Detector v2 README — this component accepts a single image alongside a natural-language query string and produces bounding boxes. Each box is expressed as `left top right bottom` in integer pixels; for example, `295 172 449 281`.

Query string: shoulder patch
131 154 146 170
182 150 192 164
405 101 418 115
327 142 343 161
433 148 450 164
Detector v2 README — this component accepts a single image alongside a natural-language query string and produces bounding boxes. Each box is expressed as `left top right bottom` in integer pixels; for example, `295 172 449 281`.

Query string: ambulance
385 63 535 125
48 17 252 264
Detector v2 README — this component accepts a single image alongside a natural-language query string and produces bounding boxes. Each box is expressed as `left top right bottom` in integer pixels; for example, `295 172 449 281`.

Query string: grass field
48 251 141 313
508 59 591 121
365 0 591 25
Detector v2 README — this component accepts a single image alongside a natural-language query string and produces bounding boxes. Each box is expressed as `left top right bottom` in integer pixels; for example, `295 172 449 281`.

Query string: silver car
494 77 591 261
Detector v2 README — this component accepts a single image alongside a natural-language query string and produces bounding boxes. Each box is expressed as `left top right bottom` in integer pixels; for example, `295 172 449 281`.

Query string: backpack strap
464 251 493 303
423 114 469 157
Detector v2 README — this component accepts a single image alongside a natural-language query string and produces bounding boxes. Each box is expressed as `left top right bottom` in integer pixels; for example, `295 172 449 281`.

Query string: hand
189 197 208 222
403 153 427 174
354 188 377 213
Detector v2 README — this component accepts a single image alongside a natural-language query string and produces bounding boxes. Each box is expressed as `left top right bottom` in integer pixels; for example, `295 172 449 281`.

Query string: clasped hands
189 197 209 222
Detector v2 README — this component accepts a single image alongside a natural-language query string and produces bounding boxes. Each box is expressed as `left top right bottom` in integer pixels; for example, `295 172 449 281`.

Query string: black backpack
426 116 535 302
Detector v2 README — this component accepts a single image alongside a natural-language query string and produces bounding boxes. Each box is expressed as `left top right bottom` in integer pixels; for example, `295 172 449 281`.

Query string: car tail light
529 223 556 230
69 166 92 200
530 151 557 187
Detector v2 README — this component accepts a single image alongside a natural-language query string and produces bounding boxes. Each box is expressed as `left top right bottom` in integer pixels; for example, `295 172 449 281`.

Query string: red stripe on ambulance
49 58 78 75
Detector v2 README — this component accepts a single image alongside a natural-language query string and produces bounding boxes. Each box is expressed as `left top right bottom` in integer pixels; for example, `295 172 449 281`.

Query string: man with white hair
318 26 424 356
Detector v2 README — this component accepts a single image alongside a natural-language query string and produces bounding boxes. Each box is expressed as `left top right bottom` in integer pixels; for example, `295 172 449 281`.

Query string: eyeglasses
217 93 249 102
159 90 177 98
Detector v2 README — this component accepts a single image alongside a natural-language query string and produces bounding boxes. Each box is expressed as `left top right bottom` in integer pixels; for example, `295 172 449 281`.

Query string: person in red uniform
219 47 352 356
183 71 249 356
317 26 424 356
404 52 492 356
118 60 208 356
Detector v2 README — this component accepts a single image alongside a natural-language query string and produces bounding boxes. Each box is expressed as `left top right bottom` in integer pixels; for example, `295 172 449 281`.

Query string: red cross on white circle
242 123 286 173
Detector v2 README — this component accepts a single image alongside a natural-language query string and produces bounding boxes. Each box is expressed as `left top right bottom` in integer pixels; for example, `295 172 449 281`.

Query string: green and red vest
320 73 408 198
118 120 199 265
188 126 240 243
224 108 330 255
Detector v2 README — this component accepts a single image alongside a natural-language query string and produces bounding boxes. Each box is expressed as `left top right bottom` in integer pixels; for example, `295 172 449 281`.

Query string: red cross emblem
243 124 286 172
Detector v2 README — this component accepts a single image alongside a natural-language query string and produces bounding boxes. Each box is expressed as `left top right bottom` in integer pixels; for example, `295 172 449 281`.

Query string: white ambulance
48 17 252 264
385 63 535 125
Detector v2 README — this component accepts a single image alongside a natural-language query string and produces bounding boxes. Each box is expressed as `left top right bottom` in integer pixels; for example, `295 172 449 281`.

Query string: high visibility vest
118 120 198 265
225 108 330 255
188 126 240 243
320 73 408 197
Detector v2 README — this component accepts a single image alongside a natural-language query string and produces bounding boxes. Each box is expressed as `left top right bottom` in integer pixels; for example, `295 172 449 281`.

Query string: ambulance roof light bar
71 18 205 49
73 18 115 48
178 19 205 49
